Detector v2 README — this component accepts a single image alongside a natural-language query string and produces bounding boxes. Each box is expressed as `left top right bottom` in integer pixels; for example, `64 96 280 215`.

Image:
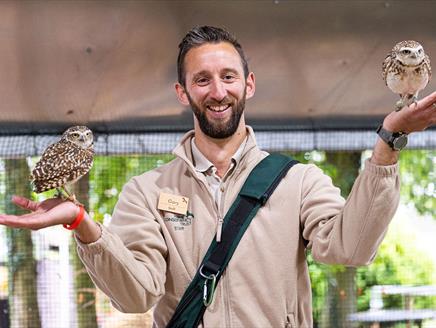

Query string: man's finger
11 195 39 211
0 214 28 229
0 213 45 230
417 91 436 110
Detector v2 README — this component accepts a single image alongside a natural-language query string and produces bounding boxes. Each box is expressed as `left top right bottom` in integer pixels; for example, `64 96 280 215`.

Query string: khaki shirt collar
191 137 247 174
172 126 258 172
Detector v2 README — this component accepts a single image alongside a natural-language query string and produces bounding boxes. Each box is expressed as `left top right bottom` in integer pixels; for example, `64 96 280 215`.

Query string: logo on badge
164 211 195 231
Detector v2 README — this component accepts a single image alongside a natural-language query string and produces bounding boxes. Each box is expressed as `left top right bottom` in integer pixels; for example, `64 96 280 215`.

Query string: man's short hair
177 26 249 87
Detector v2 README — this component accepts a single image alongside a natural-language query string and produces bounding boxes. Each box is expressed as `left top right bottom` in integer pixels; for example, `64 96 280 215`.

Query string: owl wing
424 53 432 83
31 141 93 193
32 141 72 179
382 52 395 84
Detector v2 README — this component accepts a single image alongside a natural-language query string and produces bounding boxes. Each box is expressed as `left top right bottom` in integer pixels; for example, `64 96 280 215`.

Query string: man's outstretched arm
0 195 101 243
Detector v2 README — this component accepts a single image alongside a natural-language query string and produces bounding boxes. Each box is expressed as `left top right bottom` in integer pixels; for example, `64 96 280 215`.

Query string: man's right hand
0 195 101 244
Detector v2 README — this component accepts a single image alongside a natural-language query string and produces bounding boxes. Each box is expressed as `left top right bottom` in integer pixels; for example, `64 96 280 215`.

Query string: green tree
356 218 436 311
321 151 361 328
398 150 435 216
290 151 360 327
355 149 436 313
4 159 41 328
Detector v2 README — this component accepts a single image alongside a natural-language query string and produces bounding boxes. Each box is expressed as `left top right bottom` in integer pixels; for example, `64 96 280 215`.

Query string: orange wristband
63 205 85 230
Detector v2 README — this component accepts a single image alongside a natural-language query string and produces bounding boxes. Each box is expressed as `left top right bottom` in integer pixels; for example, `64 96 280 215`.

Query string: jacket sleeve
301 158 400 266
76 177 167 313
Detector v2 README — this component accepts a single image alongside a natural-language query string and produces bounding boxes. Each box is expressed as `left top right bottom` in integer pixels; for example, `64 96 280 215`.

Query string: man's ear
175 83 190 106
245 72 256 100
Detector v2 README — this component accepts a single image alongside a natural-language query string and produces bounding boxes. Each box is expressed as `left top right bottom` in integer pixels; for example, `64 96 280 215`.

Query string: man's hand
371 91 436 166
0 195 101 243
383 91 436 133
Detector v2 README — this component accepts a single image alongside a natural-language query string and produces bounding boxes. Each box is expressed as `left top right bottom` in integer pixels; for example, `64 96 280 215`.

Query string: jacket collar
172 126 259 174
191 137 247 173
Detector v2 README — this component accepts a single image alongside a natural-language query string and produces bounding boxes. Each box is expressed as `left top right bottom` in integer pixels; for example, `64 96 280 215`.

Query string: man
1 26 435 327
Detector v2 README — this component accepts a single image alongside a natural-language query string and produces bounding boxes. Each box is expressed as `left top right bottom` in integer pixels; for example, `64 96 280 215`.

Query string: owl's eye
401 49 411 55
71 133 80 138
418 49 423 54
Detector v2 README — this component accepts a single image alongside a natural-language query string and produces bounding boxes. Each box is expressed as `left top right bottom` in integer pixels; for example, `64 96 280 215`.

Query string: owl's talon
395 100 404 111
66 195 83 207
410 96 419 109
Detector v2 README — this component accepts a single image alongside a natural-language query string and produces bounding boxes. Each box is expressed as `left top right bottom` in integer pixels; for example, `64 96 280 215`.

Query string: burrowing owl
31 126 94 203
382 40 432 111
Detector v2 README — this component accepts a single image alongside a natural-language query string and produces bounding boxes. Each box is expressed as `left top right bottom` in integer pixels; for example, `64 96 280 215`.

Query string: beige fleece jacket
77 127 400 328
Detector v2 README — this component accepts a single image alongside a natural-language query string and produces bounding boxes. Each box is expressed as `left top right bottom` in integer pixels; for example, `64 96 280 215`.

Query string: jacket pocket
285 312 296 328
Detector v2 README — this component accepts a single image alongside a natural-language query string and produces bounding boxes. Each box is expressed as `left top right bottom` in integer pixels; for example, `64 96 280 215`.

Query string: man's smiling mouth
207 104 231 112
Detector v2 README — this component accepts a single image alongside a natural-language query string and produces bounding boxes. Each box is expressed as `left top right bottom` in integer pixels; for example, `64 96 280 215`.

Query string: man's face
176 42 255 139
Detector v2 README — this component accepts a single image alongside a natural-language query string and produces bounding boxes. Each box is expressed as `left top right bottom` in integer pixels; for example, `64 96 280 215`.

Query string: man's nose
209 80 227 101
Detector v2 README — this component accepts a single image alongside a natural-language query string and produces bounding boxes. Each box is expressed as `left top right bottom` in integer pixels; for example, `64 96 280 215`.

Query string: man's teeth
208 105 230 112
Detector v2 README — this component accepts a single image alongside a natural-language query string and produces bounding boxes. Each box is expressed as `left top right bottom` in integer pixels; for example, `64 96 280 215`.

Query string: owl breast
386 64 430 95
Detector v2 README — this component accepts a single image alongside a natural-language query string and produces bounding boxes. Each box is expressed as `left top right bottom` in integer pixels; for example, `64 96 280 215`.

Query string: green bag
166 153 299 328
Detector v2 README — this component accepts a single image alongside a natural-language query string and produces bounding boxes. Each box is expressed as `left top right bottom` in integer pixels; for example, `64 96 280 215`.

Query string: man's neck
194 123 247 178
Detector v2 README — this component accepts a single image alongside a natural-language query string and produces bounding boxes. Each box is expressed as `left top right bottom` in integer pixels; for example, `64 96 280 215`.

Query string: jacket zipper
216 215 224 242
216 181 227 243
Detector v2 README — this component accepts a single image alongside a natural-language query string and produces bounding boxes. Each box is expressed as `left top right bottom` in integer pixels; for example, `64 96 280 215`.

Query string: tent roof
1 0 435 134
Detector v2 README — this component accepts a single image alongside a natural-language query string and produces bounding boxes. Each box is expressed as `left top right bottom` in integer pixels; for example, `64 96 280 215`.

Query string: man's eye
196 78 209 85
223 75 235 81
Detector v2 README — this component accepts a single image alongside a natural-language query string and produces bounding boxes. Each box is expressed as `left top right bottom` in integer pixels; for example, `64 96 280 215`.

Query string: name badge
158 192 189 215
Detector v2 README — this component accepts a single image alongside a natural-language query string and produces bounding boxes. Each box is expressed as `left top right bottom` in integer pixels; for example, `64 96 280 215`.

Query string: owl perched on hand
382 40 432 111
31 126 94 204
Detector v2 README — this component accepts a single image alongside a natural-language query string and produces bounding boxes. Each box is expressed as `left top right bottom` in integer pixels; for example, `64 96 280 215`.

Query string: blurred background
0 1 435 327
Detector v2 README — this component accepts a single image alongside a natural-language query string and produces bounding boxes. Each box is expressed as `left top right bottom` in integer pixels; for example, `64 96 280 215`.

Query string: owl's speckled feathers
31 126 94 194
382 40 432 110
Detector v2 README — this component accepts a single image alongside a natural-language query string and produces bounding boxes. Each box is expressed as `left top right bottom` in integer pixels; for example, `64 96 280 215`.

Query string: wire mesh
0 129 435 328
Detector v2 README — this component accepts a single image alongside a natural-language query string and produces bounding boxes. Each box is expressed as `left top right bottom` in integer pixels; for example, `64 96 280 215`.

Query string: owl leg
409 92 419 108
395 95 407 112
58 186 82 207
395 95 407 111
55 188 65 199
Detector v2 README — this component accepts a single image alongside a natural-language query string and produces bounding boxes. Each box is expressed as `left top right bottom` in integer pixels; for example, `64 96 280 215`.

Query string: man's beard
187 90 246 139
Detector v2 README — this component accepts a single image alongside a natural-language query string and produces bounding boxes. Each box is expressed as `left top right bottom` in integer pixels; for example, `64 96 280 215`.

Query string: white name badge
158 192 189 215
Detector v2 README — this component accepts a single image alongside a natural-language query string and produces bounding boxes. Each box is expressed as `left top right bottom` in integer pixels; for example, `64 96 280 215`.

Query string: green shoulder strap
166 153 299 328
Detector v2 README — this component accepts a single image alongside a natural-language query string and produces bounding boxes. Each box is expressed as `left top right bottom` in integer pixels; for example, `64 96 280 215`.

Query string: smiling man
0 26 435 327
175 38 255 177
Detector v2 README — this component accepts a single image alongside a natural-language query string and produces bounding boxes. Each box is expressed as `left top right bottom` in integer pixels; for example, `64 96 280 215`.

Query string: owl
382 40 432 111
31 126 94 204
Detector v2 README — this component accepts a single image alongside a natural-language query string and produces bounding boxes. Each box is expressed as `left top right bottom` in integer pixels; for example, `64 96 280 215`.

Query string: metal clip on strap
199 264 219 307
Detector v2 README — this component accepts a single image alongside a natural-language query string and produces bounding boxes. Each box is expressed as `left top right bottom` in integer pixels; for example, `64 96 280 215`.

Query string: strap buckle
199 264 219 307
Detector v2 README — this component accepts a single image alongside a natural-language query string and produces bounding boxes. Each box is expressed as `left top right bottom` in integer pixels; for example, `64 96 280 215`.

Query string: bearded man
1 26 435 327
